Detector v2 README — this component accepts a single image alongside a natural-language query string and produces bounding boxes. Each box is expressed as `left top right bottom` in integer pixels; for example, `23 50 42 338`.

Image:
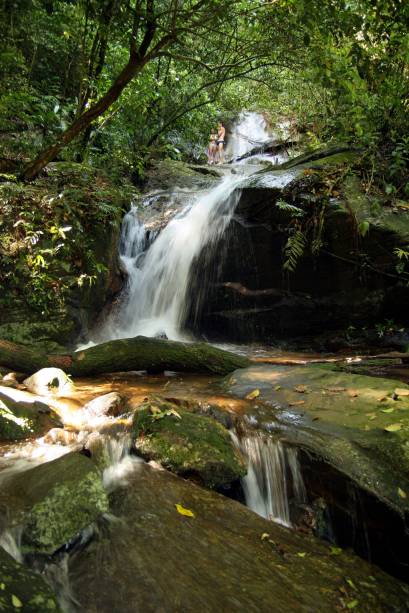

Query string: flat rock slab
69 463 409 612
227 364 409 512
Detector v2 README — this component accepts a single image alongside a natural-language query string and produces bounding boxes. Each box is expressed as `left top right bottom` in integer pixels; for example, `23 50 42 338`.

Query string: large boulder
133 398 246 489
0 385 61 441
227 364 409 579
187 148 409 345
0 546 60 611
68 462 409 612
0 452 109 554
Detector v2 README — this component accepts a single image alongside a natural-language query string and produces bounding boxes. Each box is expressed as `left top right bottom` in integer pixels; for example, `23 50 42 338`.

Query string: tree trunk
22 53 148 181
0 337 250 377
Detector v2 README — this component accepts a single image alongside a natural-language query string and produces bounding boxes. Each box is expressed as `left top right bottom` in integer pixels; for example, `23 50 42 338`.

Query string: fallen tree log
0 336 250 377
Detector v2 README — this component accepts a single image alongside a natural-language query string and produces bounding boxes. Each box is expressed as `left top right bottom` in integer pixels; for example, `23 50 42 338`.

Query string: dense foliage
0 0 407 186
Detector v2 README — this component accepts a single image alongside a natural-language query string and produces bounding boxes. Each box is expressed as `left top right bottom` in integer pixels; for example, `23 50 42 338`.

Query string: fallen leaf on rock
347 389 359 398
294 385 308 393
377 396 388 402
346 578 356 590
273 385 282 391
175 504 195 518
395 388 409 397
246 389 260 400
398 487 407 499
384 423 403 432
381 408 395 413
325 387 346 393
289 400 305 406
329 546 342 555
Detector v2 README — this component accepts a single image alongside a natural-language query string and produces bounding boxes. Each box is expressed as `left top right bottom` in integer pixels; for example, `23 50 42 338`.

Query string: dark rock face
187 155 409 345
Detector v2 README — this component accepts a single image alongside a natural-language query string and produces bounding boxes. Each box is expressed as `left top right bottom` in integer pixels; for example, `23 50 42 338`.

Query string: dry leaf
394 388 409 397
261 533 270 541
398 487 407 499
289 400 305 406
384 423 403 432
347 390 359 398
175 504 195 518
294 385 308 393
325 387 346 393
246 389 260 400
273 385 282 391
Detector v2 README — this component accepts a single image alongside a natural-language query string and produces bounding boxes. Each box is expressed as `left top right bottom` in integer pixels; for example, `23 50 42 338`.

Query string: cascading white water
234 432 306 527
226 111 271 161
91 113 274 345
97 174 243 342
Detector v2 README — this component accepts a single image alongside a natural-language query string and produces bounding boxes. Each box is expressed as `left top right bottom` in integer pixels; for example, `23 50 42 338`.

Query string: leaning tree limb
0 336 250 377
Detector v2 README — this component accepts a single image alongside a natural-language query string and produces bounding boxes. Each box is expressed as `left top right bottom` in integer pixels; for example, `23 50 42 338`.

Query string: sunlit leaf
261 533 270 541
11 595 22 608
398 487 407 499
246 389 260 400
384 423 402 432
346 600 359 609
175 504 195 518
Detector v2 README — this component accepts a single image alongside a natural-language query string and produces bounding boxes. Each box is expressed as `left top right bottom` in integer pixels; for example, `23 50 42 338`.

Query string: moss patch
133 398 245 488
0 546 60 611
1 452 109 554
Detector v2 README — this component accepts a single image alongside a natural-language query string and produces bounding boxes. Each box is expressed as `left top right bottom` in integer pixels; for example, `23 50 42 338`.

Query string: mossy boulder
0 546 60 611
0 452 109 554
0 385 61 441
133 398 246 488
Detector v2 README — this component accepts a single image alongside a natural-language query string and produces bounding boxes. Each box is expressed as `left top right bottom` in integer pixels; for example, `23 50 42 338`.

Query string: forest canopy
0 0 408 191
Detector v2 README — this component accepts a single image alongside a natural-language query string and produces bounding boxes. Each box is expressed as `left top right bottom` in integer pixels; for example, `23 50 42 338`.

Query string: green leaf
11 595 23 608
384 423 402 432
346 600 359 610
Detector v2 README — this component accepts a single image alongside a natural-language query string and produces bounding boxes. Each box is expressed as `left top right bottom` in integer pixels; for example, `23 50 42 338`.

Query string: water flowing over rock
233 431 306 526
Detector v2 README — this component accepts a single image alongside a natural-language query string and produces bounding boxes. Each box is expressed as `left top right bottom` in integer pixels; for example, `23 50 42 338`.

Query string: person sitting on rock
208 128 218 164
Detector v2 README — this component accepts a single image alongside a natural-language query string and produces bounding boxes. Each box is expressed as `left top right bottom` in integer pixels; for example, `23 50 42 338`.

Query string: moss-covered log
0 336 250 377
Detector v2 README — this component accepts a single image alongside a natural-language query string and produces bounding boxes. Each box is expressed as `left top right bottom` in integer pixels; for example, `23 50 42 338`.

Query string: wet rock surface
0 385 61 441
69 462 409 612
0 546 61 612
133 398 245 488
0 452 109 554
227 363 409 579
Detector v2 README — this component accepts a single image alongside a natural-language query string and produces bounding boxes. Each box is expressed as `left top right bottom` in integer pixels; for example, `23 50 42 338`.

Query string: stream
1 113 409 610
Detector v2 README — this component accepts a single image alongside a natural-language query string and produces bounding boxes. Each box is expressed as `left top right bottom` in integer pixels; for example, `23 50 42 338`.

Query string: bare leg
218 143 224 164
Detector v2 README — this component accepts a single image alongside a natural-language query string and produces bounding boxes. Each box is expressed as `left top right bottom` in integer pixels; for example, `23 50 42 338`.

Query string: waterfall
226 111 271 160
234 432 306 527
87 112 274 345
98 174 243 342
